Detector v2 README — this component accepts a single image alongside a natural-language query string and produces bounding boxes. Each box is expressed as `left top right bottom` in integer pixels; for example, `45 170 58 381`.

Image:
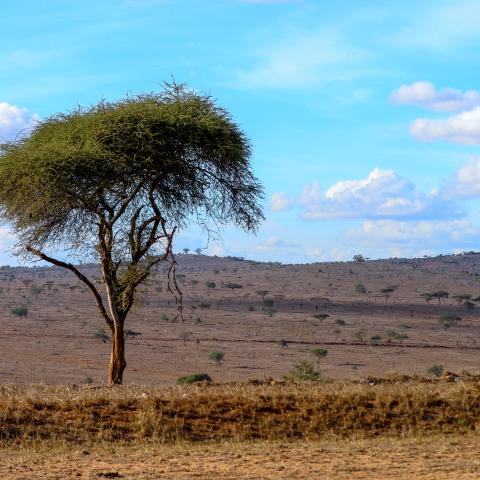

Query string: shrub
335 319 346 326
176 373 212 385
209 351 224 364
95 328 109 343
355 283 367 294
205 281 216 289
279 339 288 348
312 313 329 320
247 304 255 312
11 306 28 320
262 298 274 307
439 314 461 330
311 347 328 359
426 364 444 377
370 335 382 345
285 360 322 382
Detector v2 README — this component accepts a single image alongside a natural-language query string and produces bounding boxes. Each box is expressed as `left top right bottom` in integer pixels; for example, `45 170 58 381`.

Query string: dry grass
2 378 480 446
3 434 480 479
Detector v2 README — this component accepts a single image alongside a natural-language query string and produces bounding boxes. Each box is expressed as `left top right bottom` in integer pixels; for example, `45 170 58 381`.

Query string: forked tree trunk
108 321 126 385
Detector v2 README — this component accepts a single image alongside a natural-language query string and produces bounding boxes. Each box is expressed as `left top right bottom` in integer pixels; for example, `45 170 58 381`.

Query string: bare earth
1 253 480 385
2 435 480 479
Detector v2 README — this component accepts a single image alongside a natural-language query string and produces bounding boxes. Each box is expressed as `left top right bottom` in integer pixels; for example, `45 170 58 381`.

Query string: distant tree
195 248 202 255
439 314 461 330
452 294 472 305
421 292 433 304
182 248 190 255
256 290 269 299
355 283 367 295
0 83 264 385
225 282 242 294
380 286 396 302
353 254 365 263
464 301 475 310
205 281 216 289
431 290 449 304
311 347 328 362
11 306 28 320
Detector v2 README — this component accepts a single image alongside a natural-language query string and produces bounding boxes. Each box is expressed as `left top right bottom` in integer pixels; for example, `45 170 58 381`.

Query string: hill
1 252 480 384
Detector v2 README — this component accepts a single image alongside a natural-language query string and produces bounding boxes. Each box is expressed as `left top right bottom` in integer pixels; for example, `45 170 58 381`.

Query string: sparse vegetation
176 373 212 384
285 360 322 382
11 306 28 320
209 351 224 365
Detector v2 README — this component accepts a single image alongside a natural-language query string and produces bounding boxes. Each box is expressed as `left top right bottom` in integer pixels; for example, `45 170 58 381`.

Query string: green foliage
205 281 216 289
355 283 367 294
370 335 382 345
335 319 346 326
285 360 322 382
247 304 255 312
353 254 365 263
0 83 264 253
311 347 328 359
224 282 242 293
208 351 224 364
439 314 461 330
262 298 274 307
452 293 472 304
176 373 212 385
426 364 444 377
95 328 109 343
279 339 288 348
11 306 28 319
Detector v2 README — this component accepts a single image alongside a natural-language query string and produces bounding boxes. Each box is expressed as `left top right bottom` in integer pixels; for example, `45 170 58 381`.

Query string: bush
262 298 274 307
355 283 367 294
335 319 346 326
285 360 322 382
209 351 224 364
439 314 461 330
11 306 28 319
311 347 328 359
176 373 212 385
95 328 109 343
426 364 444 377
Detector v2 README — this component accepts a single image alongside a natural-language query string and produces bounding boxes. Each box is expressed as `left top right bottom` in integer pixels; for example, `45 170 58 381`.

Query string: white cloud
299 168 457 220
391 81 480 112
255 236 300 252
210 243 225 257
235 30 371 89
441 158 480 198
411 106 480 144
269 192 293 211
0 102 39 141
347 220 480 248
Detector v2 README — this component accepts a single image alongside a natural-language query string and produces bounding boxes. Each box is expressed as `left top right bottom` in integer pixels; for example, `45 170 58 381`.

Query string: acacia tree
0 83 264 385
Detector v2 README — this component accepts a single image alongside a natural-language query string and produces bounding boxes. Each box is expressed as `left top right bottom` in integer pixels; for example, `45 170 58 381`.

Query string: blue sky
2 0 480 264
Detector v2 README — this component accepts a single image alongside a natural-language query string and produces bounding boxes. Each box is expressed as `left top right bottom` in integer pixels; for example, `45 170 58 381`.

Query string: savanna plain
2 252 480 478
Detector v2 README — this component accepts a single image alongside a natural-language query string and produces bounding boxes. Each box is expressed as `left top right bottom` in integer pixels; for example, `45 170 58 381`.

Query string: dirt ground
1 435 480 479
1 252 480 384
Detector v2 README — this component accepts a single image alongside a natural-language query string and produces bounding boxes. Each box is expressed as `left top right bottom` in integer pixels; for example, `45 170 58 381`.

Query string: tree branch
26 245 114 330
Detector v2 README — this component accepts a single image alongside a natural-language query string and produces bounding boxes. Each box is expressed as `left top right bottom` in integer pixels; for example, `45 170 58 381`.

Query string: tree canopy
0 82 264 384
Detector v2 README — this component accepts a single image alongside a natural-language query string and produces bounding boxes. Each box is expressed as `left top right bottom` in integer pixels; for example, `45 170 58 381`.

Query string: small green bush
95 328 109 343
311 347 328 359
209 351 224 364
285 360 322 382
426 364 444 377
11 306 28 319
177 373 212 385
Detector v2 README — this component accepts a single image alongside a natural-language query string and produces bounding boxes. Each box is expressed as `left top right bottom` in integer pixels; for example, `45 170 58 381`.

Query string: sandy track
2 435 480 479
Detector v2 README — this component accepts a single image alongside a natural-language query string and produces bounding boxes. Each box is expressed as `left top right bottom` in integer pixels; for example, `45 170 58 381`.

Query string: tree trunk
108 322 126 385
